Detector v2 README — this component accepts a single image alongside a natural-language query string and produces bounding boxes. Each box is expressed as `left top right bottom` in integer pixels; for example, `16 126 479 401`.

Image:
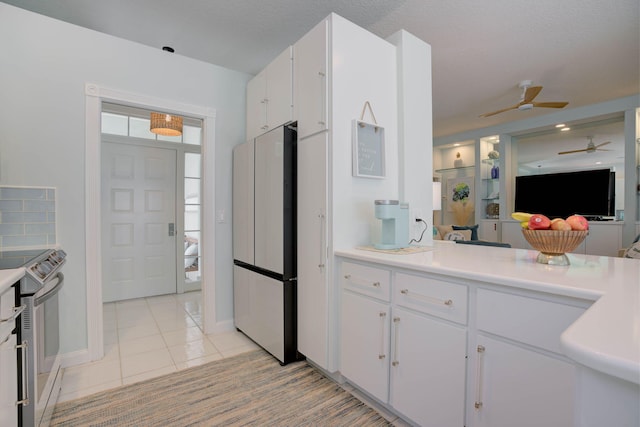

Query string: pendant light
150 112 183 136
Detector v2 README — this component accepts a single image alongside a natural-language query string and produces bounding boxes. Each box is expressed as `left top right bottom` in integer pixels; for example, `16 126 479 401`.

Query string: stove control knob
50 252 62 263
34 263 48 278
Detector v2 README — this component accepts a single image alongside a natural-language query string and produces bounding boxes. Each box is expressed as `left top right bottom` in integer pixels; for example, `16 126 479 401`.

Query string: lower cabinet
337 257 588 427
341 290 390 403
390 307 466 427
340 263 467 426
472 334 575 427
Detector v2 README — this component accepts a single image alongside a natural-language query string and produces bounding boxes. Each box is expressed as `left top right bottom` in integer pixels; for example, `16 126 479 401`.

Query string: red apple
528 214 551 230
566 215 589 231
550 218 572 231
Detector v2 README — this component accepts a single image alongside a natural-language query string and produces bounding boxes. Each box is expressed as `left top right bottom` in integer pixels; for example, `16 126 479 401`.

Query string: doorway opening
101 103 203 301
84 83 217 364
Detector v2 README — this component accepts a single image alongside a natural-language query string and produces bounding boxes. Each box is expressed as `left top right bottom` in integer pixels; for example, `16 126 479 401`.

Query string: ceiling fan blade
479 104 519 118
523 86 542 103
595 148 612 152
558 148 588 155
532 101 569 109
595 141 612 148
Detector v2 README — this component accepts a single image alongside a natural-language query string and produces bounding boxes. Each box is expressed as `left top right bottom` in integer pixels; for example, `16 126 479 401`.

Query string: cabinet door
479 220 499 242
341 290 390 403
265 47 293 132
294 18 329 139
390 307 466 427
473 334 574 427
296 132 329 368
583 223 622 257
246 70 267 140
0 334 17 427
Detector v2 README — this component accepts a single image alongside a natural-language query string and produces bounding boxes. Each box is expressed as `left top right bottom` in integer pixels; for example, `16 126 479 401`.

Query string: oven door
27 272 64 427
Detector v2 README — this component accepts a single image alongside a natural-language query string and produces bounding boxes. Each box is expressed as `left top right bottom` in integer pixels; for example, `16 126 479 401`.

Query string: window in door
184 152 201 285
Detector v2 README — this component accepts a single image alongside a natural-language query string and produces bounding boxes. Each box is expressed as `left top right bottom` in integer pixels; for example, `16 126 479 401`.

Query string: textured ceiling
4 0 639 142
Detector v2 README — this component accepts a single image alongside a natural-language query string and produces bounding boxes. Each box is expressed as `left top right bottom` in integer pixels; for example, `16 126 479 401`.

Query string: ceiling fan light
150 112 183 136
518 103 534 111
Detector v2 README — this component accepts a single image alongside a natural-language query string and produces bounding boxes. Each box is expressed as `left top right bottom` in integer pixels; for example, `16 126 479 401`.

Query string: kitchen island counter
336 241 640 385
0 268 24 294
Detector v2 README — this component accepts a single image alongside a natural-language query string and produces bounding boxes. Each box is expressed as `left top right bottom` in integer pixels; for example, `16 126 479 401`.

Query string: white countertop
0 268 25 295
335 241 640 385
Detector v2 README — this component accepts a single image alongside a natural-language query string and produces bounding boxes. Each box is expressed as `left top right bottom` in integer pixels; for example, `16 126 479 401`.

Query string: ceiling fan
558 137 612 155
479 80 569 118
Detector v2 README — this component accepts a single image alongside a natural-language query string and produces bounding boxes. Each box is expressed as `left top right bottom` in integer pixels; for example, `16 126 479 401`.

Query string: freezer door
254 128 285 274
233 266 284 362
232 140 255 264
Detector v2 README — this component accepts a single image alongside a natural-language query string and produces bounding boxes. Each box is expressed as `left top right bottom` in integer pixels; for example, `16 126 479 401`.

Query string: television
514 169 615 219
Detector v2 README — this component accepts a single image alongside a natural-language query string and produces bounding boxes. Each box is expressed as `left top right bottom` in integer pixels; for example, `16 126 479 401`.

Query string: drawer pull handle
391 317 400 367
344 274 381 289
475 344 485 410
400 289 453 306
378 311 386 360
16 340 29 406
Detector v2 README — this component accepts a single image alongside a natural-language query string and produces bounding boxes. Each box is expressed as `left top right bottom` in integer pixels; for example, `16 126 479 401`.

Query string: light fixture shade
150 112 183 136
432 181 442 211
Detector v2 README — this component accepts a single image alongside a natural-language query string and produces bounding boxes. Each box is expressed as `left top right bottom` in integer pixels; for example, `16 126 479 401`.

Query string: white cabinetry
479 220 499 242
470 288 586 427
297 132 329 367
0 284 18 426
340 262 467 426
246 47 293 140
341 290 390 402
293 19 328 139
295 14 398 372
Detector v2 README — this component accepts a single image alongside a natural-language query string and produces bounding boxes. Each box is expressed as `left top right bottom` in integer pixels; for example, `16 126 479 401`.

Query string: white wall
0 4 250 354
330 14 399 249
387 30 434 244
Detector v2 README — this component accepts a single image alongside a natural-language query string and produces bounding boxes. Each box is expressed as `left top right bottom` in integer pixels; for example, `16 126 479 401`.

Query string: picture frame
446 176 474 212
352 119 385 178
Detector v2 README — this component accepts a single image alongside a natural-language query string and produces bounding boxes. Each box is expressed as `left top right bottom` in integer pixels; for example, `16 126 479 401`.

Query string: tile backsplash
0 186 56 249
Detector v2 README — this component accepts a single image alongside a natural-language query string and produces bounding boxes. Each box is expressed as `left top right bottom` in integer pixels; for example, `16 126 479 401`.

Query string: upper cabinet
246 47 293 140
293 19 329 139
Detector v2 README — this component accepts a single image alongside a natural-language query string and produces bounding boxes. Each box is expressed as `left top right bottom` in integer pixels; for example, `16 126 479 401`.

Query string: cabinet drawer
394 272 468 324
341 262 391 302
476 288 586 354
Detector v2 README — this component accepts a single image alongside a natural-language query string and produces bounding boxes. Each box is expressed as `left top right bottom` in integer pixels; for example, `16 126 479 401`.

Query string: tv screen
514 169 615 219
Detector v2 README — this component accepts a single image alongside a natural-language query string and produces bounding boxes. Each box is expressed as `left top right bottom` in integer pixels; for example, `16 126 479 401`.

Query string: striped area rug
51 349 393 426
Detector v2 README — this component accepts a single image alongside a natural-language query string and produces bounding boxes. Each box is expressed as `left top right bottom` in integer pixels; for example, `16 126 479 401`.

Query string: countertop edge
0 268 25 294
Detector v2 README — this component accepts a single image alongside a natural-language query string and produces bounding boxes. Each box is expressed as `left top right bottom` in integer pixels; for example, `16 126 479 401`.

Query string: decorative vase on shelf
453 152 463 168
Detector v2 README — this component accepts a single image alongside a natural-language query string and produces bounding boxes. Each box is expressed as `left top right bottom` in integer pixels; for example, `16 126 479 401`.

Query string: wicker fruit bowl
522 229 589 265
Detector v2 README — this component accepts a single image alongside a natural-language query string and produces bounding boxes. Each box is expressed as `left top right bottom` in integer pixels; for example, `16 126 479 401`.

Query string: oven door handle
34 272 64 306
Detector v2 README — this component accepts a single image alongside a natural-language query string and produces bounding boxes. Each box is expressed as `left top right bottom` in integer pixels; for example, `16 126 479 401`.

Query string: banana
520 221 529 229
511 212 534 222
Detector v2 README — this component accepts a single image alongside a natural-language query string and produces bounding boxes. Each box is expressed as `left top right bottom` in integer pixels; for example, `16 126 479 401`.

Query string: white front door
101 141 177 302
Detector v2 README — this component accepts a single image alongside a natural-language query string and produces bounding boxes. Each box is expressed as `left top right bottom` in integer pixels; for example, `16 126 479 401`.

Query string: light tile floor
58 291 260 403
57 291 409 425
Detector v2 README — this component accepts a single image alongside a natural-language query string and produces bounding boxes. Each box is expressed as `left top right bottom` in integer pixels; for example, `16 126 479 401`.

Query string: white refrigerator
232 124 298 364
